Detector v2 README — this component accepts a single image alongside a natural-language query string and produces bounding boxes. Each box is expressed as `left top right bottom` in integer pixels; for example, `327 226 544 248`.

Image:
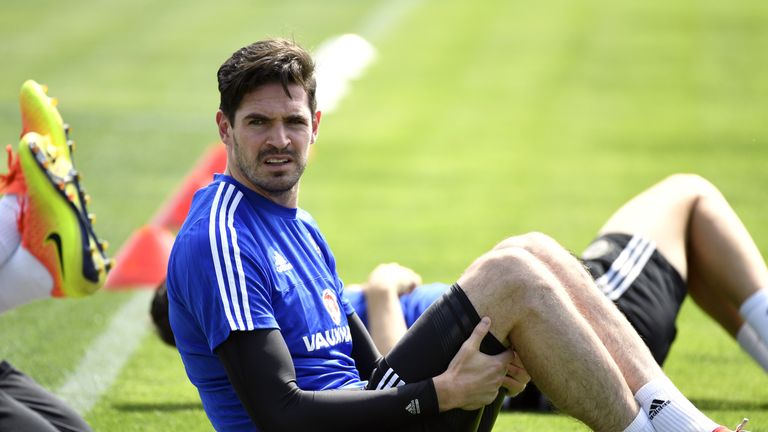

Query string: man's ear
310 110 322 145
216 110 231 142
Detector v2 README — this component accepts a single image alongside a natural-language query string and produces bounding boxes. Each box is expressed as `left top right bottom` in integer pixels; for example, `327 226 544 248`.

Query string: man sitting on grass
165 37 748 432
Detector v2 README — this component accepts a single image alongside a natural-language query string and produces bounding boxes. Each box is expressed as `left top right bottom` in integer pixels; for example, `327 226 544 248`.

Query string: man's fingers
368 263 423 296
506 363 530 385
407 268 422 287
464 317 492 351
494 349 516 364
501 375 528 397
398 267 421 295
499 350 531 397
510 352 524 369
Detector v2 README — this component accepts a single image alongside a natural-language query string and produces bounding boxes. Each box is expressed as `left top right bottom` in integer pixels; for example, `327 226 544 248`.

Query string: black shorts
581 233 687 365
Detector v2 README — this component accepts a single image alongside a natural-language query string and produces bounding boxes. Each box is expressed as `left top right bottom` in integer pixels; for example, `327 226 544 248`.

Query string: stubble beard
231 135 305 198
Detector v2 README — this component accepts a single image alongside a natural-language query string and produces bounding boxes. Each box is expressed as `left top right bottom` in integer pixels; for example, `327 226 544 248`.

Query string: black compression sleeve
347 312 381 380
216 329 438 432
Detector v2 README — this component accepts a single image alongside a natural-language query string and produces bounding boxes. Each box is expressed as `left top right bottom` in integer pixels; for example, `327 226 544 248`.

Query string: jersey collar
214 174 299 219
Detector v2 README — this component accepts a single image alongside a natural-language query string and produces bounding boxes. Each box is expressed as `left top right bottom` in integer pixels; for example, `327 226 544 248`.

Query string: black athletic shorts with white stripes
581 233 687 365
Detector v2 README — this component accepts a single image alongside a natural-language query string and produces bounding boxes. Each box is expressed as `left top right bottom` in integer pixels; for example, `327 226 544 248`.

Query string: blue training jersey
167 174 360 432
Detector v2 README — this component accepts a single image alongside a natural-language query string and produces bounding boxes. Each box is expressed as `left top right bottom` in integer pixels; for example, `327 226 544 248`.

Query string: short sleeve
171 218 279 352
339 282 357 317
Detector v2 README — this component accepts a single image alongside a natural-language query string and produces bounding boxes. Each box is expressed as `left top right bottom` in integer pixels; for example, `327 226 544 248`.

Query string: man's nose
266 124 290 149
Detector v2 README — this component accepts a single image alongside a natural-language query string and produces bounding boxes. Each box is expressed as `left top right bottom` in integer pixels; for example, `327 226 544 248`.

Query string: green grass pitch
1 0 767 430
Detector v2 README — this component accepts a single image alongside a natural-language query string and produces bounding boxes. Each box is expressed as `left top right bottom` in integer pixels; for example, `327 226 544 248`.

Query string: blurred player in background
358 174 768 412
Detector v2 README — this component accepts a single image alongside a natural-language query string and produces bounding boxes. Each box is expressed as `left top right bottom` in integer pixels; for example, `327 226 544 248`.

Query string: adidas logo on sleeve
405 399 421 415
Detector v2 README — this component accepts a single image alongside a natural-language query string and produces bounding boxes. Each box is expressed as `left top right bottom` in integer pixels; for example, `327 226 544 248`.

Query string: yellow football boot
1 80 112 297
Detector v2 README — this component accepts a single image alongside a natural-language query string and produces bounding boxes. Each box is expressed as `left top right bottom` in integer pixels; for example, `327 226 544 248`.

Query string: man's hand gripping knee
432 317 530 411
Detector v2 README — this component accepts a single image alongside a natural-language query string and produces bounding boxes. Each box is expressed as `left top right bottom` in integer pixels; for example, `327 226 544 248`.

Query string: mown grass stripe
54 290 153 414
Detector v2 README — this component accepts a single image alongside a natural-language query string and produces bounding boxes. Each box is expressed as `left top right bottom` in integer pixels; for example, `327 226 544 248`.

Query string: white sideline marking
55 290 153 414
315 34 377 114
56 0 424 416
314 0 425 114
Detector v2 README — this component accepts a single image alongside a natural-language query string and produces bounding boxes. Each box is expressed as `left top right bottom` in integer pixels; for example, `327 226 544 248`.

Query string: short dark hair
150 280 176 347
217 38 317 122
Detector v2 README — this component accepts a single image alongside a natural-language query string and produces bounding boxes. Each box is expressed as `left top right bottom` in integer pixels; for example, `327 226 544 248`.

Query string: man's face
217 82 320 207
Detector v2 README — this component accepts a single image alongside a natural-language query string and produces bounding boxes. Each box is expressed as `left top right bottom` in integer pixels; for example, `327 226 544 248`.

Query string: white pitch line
53 0 424 417
315 34 377 114
55 290 153 414
315 0 426 114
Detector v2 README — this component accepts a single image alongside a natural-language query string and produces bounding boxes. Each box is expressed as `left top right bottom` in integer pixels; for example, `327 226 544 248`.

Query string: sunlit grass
1 0 766 430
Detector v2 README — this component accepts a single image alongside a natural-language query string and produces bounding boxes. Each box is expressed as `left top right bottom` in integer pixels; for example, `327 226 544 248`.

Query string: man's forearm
364 287 408 354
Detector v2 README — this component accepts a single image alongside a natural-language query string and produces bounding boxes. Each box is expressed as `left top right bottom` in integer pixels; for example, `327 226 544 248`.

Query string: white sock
0 245 53 313
623 409 655 432
0 195 21 266
634 376 719 432
737 323 768 373
740 290 768 345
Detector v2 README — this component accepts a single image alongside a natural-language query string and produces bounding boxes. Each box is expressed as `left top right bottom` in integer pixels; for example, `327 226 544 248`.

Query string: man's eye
249 118 265 126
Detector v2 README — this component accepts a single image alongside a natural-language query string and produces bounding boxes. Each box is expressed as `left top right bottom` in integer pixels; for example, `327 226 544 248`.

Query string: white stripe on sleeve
218 184 245 330
209 182 236 329
227 191 253 330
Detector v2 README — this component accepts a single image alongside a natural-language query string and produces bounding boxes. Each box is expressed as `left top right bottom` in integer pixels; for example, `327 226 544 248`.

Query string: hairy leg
457 237 638 431
468 233 726 432
490 233 661 393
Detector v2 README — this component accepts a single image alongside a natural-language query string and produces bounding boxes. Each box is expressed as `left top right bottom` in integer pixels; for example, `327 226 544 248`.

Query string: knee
494 231 564 259
471 245 558 298
662 173 721 200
